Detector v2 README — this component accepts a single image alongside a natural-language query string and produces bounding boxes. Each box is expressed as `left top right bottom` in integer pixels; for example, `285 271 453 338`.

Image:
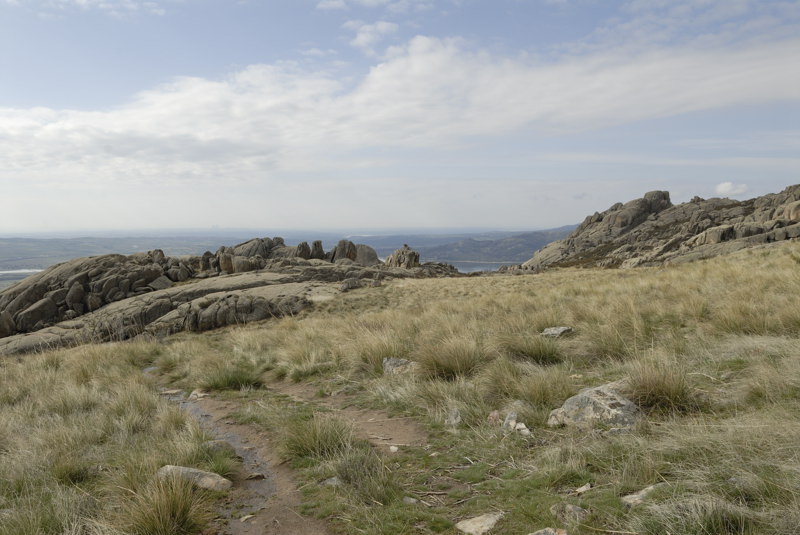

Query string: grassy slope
2 241 800 534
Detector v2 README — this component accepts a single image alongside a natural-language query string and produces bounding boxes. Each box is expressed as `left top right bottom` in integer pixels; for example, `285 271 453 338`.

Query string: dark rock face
521 184 800 270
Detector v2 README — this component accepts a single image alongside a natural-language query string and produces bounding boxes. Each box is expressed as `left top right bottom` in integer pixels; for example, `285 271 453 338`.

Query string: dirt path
267 380 428 453
174 394 331 535
164 379 427 535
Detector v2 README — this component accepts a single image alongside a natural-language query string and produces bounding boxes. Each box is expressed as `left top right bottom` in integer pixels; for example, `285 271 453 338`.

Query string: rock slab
547 381 638 430
157 465 233 491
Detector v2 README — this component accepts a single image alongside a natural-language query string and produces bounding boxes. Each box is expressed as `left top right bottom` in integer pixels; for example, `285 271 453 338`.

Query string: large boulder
385 245 420 268
547 381 639 430
329 240 358 263
0 311 15 338
355 244 381 266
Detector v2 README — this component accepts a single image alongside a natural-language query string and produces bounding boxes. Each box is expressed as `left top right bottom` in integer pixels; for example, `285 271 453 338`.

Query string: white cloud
715 182 750 197
346 20 399 54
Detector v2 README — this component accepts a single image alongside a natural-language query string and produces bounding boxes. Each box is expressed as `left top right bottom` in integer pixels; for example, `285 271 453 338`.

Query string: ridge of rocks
519 184 800 270
0 239 451 356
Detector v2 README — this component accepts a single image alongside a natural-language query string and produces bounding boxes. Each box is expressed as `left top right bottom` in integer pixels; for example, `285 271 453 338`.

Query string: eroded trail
175 394 331 535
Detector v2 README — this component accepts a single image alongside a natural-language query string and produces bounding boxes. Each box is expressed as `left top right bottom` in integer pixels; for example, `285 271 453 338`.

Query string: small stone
240 514 255 522
528 529 568 535
502 411 517 431
445 407 462 427
541 326 574 338
189 389 209 400
455 512 504 535
487 410 501 425
389 446 399 453
572 483 592 495
383 357 418 375
245 472 265 480
550 502 590 524
402 496 419 505
621 483 668 509
321 476 342 487
514 422 527 431
157 465 233 491
518 428 532 437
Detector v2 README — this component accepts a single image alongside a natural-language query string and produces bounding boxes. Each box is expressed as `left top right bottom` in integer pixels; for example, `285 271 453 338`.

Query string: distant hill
416 227 575 263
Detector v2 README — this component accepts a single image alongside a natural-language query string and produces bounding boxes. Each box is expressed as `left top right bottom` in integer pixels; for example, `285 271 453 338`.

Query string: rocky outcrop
385 245 421 268
0 238 463 356
521 184 800 270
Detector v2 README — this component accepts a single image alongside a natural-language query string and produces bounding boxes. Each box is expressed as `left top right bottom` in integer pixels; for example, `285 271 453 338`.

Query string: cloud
715 182 749 197
1 34 799 187
345 20 399 54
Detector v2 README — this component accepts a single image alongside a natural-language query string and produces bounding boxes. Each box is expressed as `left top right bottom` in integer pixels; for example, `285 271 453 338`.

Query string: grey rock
542 326 574 338
385 245 420 268
148 275 173 291
383 357 417 375
455 512 503 535
340 278 361 292
445 407 462 427
547 381 639 430
310 240 326 260
156 465 232 491
621 483 668 509
0 310 15 338
295 241 311 260
15 297 57 332
402 496 419 505
549 503 589 524
321 476 342 487
528 529 568 535
502 411 518 431
65 280 86 308
329 240 358 263
355 244 381 266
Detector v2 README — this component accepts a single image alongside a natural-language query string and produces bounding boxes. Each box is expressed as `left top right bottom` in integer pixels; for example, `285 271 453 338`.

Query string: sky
1 0 799 234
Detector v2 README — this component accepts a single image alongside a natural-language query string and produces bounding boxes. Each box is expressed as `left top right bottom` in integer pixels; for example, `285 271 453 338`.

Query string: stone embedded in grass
455 512 504 535
321 476 342 487
541 326 574 338
188 389 208 400
340 278 362 292
621 482 668 509
549 502 590 524
528 529 568 535
445 407 462 427
157 465 233 491
382 357 418 375
547 381 639 430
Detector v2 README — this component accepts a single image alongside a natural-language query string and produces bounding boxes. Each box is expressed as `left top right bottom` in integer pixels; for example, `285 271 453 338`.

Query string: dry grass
5 240 800 534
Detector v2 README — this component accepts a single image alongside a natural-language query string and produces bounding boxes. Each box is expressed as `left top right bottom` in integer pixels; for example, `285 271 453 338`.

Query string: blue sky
1 0 799 233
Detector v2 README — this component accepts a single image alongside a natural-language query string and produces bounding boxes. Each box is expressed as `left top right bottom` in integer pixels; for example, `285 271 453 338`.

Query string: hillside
2 240 800 535
520 184 800 270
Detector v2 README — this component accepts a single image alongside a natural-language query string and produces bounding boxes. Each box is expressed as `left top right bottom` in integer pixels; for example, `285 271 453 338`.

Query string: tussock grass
415 335 488 380
282 413 356 460
119 476 211 535
626 358 703 414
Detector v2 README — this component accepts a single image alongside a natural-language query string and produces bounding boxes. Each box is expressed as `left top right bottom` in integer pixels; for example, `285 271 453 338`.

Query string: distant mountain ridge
417 227 575 263
520 184 800 270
